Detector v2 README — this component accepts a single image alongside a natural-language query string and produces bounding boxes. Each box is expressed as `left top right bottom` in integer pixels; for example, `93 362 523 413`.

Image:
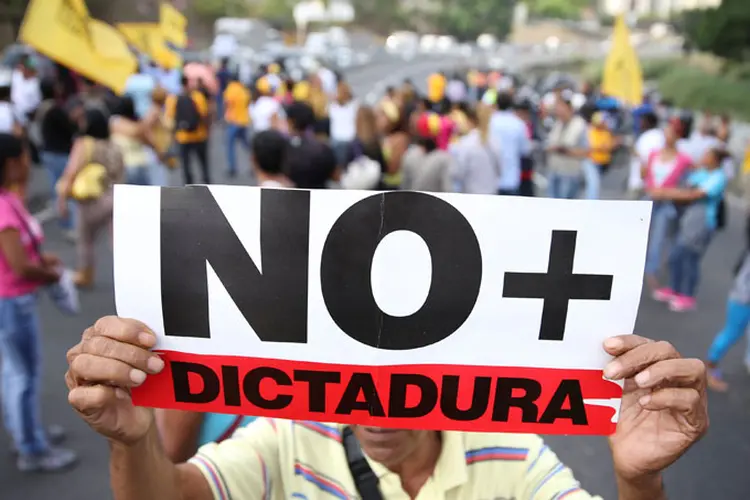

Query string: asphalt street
1 56 749 500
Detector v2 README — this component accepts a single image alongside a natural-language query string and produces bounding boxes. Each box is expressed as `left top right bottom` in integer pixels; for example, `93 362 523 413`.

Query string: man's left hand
604 335 708 482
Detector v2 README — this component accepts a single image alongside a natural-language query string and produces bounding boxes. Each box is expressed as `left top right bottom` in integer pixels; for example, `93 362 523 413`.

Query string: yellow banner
160 3 188 49
19 0 136 95
117 23 182 70
602 15 644 107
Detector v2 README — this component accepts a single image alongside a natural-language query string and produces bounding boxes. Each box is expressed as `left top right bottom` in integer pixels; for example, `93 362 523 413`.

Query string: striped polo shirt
189 419 601 500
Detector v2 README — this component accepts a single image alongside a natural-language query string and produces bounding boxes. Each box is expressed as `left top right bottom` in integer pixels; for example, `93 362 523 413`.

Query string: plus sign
502 230 613 342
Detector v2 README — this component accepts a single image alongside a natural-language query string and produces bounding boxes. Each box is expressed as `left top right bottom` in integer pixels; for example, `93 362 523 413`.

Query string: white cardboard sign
115 185 651 435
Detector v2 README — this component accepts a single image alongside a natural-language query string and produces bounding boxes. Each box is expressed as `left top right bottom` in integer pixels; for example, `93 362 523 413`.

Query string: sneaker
9 425 67 456
652 287 677 303
17 447 78 472
669 295 697 312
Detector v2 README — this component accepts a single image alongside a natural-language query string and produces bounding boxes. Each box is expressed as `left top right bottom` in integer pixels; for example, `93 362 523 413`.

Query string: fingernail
604 361 621 379
138 332 156 348
129 369 147 385
147 356 165 373
635 371 650 387
604 337 623 350
639 394 651 406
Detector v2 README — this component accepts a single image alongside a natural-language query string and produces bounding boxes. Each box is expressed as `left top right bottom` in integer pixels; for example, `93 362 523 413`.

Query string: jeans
0 293 48 455
707 300 750 364
225 124 250 176
331 140 352 168
41 151 75 230
644 202 678 277
126 167 151 186
669 243 702 297
179 141 210 185
547 172 582 199
583 160 601 200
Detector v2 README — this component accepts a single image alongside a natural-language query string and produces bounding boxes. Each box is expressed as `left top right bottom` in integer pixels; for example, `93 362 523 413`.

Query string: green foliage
527 0 590 20
680 0 750 62
431 0 514 40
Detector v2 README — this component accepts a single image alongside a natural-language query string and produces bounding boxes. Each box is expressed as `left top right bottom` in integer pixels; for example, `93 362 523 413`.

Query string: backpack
175 94 201 133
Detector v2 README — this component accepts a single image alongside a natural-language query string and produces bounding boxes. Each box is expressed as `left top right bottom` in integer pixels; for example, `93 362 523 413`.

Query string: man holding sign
65 186 707 498
66 321 705 499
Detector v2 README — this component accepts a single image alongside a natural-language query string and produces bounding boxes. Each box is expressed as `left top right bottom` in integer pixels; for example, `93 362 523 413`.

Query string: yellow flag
160 3 188 49
117 23 182 69
19 0 136 95
602 15 644 107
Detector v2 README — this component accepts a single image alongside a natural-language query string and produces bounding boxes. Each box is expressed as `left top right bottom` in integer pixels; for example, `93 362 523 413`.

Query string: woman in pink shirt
0 134 78 472
643 119 693 294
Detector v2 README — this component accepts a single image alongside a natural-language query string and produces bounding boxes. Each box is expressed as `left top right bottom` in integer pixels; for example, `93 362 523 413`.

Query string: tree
431 0 514 41
680 0 750 62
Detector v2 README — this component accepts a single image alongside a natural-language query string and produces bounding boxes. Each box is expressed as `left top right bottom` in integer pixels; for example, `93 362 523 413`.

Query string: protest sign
115 186 651 435
19 0 136 95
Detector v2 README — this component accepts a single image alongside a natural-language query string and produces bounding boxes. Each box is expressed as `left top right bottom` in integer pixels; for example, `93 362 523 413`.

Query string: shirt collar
363 431 468 493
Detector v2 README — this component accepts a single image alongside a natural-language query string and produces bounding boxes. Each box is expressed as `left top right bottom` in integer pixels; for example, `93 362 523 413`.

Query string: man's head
180 75 190 91
496 92 513 111
19 56 36 79
350 426 438 471
555 97 574 122
286 101 316 134
640 111 659 132
252 130 288 177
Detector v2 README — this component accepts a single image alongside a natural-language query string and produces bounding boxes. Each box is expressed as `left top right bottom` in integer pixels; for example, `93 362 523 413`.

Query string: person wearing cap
584 111 618 200
10 56 41 130
545 96 589 199
401 112 455 193
250 77 282 134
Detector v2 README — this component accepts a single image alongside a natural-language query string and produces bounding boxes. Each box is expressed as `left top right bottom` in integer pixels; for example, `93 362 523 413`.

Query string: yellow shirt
588 127 613 166
190 418 601 500
165 91 209 144
224 82 251 126
427 73 446 104
742 146 750 175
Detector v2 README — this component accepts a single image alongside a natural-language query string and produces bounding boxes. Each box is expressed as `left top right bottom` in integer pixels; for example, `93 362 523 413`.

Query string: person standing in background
165 76 211 185
214 58 232 125
10 57 41 132
38 79 77 237
0 134 78 472
451 105 500 195
328 81 358 169
584 112 618 200
222 74 251 179
545 97 589 199
490 92 531 195
0 69 22 137
515 100 536 197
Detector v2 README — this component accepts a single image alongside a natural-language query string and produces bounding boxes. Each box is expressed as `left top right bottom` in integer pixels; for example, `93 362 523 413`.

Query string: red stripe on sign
131 351 621 435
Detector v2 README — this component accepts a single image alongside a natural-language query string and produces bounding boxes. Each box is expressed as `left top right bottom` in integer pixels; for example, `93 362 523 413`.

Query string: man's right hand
66 316 166 445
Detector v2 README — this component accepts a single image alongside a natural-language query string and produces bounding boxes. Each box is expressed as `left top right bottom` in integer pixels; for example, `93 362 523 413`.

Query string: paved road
2 58 750 500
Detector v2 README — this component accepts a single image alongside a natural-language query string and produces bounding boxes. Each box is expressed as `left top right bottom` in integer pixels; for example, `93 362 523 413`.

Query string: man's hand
604 335 708 490
66 316 166 445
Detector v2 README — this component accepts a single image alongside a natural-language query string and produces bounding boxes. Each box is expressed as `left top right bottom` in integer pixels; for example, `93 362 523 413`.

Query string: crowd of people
0 47 745 497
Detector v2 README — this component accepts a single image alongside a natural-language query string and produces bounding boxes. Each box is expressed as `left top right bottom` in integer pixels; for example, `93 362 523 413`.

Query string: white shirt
678 132 722 165
490 110 531 191
10 70 41 126
0 102 16 133
318 67 337 98
250 96 281 132
328 100 358 142
629 128 665 190
446 80 467 103
635 128 666 165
